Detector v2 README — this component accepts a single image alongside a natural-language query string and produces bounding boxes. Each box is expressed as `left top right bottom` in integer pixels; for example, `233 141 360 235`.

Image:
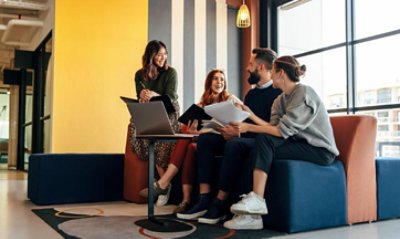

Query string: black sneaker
198 198 227 224
176 193 211 220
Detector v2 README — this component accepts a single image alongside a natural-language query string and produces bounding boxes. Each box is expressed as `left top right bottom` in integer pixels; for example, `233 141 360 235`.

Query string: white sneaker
156 184 171 206
230 191 268 215
223 214 263 230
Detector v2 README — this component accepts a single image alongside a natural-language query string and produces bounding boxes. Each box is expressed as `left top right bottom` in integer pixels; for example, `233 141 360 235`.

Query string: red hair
199 69 230 107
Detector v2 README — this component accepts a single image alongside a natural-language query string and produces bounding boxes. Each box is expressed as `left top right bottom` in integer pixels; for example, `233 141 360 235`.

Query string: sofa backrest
330 115 377 224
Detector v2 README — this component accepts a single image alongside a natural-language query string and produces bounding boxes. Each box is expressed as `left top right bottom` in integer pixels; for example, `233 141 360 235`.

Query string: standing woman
130 40 180 185
224 55 339 230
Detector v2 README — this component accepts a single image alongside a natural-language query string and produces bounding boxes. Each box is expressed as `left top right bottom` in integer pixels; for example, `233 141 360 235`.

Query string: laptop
126 101 194 138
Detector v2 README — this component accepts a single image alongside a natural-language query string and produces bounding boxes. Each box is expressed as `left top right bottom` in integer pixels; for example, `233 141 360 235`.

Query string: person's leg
229 134 284 215
225 134 288 229
227 135 336 229
177 133 225 220
140 139 190 205
158 139 191 189
174 142 197 214
217 137 255 199
181 142 197 203
197 133 226 193
239 137 335 209
199 138 256 224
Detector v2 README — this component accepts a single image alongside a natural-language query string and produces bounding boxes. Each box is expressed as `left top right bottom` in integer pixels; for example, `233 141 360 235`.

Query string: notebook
125 101 194 138
178 104 211 130
120 95 176 114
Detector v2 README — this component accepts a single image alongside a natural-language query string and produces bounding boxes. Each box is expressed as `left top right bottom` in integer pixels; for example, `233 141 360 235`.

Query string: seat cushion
262 159 347 233
376 157 400 220
28 153 124 205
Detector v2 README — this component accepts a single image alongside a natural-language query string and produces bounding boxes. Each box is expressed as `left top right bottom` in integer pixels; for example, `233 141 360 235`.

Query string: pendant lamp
236 0 251 28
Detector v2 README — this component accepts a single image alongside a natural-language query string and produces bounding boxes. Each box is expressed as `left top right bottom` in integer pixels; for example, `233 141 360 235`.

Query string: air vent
0 0 48 11
1 19 43 46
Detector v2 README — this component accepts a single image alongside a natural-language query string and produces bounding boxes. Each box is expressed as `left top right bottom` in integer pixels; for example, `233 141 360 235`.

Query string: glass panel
25 93 33 124
277 0 345 55
23 91 33 170
0 93 10 168
297 47 347 110
328 112 348 116
43 119 50 153
24 124 32 170
357 110 400 158
354 0 400 40
355 34 400 107
44 38 52 117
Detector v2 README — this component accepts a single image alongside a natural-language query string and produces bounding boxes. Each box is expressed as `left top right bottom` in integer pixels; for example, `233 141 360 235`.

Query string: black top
242 85 282 138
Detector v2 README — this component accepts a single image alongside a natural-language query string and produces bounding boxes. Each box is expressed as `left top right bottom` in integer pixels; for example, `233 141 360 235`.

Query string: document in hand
204 101 250 126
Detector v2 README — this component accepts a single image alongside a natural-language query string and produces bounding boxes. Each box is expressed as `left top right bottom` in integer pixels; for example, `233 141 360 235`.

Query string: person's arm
135 70 155 102
228 94 243 105
277 99 316 138
162 68 178 101
135 71 145 99
237 98 282 137
240 122 282 137
218 123 240 140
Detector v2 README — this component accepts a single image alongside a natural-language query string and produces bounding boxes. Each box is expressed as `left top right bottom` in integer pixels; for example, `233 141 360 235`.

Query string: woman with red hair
140 68 241 213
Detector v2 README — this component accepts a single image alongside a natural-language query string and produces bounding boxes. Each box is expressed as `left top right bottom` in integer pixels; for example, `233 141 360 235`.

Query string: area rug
32 205 285 239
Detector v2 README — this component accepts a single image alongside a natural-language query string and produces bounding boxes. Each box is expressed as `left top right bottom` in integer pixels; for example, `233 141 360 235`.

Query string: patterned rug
32 204 285 239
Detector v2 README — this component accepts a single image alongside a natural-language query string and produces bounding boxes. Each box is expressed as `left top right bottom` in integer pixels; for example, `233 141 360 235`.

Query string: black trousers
197 133 255 193
196 133 226 185
251 134 336 174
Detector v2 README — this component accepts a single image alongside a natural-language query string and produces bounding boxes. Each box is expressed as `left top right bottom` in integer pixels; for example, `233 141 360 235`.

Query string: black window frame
261 0 400 114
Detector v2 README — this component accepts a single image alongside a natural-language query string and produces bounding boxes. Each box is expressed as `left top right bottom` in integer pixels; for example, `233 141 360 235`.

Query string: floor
1 169 399 239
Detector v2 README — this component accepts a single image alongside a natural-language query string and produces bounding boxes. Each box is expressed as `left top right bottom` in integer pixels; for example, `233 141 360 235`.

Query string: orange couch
124 115 378 226
330 115 377 224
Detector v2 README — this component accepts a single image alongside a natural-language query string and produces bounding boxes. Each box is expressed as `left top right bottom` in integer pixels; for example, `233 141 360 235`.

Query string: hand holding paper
204 101 250 126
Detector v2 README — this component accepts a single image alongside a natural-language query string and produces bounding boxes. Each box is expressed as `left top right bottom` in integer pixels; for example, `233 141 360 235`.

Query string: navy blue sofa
376 157 400 220
28 153 124 205
233 158 347 233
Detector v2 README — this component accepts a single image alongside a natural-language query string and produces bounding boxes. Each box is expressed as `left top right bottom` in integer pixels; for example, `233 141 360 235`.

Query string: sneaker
198 198 227 224
156 184 172 206
223 214 263 230
173 201 189 214
139 182 170 200
176 193 211 220
230 192 268 215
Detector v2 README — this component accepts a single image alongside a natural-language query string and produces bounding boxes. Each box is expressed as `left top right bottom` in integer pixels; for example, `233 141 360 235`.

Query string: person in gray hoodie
224 55 339 230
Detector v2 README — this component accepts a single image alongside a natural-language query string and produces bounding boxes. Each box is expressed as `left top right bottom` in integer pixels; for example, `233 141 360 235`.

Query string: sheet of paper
204 101 250 125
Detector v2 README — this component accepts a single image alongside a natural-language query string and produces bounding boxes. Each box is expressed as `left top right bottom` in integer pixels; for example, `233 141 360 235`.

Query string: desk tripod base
135 217 192 232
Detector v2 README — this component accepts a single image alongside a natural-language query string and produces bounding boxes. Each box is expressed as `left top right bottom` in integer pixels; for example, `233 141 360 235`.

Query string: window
273 0 400 157
377 89 392 104
277 0 345 54
354 0 400 39
377 111 389 123
299 48 347 109
355 34 400 107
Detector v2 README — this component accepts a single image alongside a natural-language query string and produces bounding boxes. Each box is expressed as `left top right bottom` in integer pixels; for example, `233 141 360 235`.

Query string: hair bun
296 64 306 77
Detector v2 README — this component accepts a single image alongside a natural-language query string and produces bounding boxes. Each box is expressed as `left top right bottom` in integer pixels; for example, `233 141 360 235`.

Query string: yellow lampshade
236 2 251 28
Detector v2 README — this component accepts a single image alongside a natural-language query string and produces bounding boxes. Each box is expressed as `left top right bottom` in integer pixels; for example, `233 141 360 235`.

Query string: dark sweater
242 85 282 138
135 67 178 102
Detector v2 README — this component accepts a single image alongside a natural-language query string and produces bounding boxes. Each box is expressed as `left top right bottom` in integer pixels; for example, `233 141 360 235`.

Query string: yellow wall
52 0 147 152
